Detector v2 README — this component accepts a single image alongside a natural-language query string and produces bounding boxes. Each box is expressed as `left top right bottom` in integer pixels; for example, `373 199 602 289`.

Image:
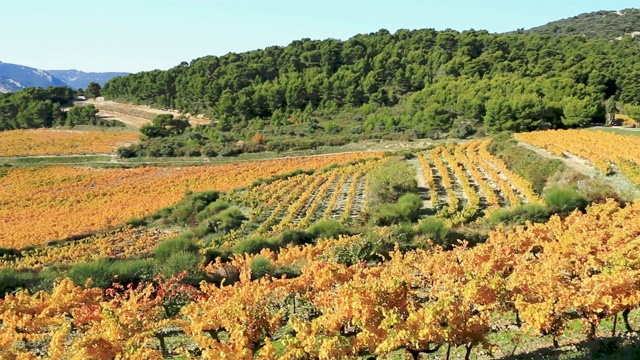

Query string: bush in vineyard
368 158 417 205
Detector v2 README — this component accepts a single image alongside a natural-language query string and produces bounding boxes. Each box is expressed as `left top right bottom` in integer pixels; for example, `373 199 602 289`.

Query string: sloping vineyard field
215 140 542 246
0 129 139 157
0 152 379 248
515 129 640 187
415 140 541 225
0 227 177 271
219 160 380 245
3 199 640 359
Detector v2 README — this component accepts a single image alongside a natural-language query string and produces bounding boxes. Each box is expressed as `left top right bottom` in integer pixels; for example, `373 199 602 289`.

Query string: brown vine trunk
464 344 473 360
623 308 634 332
407 348 420 360
612 314 618 337
587 322 597 340
155 334 167 355
446 343 451 360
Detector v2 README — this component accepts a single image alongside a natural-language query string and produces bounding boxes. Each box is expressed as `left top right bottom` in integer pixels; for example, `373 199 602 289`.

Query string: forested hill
103 23 640 142
522 8 640 40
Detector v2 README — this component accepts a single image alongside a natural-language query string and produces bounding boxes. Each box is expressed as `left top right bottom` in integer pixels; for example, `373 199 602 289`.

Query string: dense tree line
101 28 640 156
522 8 640 40
0 87 75 131
0 85 124 131
105 30 639 125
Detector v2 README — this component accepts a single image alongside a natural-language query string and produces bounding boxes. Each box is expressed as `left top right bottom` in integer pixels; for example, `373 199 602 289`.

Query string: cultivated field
0 129 138 157
516 129 640 187
0 152 378 248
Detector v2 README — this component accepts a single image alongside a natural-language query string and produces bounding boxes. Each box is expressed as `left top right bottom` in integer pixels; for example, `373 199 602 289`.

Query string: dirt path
83 98 211 127
408 158 431 210
437 150 469 208
96 109 151 128
517 142 640 200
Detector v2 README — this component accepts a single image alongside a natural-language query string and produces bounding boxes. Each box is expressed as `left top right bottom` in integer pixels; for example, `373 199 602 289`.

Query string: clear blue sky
2 0 638 73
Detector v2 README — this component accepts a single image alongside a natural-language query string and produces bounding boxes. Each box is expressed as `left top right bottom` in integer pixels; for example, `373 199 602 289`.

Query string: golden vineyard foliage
0 227 177 271
235 160 381 238
515 129 640 186
0 152 380 248
0 129 139 156
416 141 539 224
3 200 640 359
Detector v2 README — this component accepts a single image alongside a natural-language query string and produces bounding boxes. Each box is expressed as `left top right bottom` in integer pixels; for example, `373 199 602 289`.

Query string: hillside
102 24 640 158
0 61 66 93
0 61 127 93
47 69 129 89
2 128 640 358
4 7 640 360
522 8 640 39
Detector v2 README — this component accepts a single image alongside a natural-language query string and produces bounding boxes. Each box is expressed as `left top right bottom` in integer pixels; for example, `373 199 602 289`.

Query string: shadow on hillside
416 186 436 216
500 333 640 360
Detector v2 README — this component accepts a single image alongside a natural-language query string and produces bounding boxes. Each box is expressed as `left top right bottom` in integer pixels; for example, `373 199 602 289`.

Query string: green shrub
417 217 450 245
307 219 349 240
156 251 203 281
192 223 211 238
331 236 391 266
250 256 274 280
67 259 114 288
389 223 417 251
166 190 220 225
109 259 155 284
0 247 21 258
369 158 418 204
0 269 38 294
544 187 589 215
277 229 314 246
154 236 199 261
488 133 563 193
487 203 551 225
196 200 230 221
68 259 154 288
369 193 423 226
233 236 274 255
209 207 247 233
126 217 147 227
396 193 423 222
370 203 404 226
203 247 231 264
272 266 301 279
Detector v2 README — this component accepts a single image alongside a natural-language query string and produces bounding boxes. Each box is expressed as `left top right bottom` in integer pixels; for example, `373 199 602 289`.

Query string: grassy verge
0 155 114 167
590 127 640 137
488 132 564 193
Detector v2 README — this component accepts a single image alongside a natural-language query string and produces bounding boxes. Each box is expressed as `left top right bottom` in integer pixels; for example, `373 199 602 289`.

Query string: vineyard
415 140 541 225
0 227 177 271
515 129 640 187
0 129 139 157
2 200 640 359
0 152 378 248
3 131 640 359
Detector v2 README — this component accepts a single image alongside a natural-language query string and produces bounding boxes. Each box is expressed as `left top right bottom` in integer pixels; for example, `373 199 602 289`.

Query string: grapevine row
482 140 542 204
417 152 439 209
515 129 640 187
5 200 640 359
430 147 460 218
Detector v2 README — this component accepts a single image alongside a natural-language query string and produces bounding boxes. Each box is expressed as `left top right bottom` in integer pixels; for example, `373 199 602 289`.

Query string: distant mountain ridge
0 61 128 93
0 61 67 93
521 8 640 40
47 69 129 89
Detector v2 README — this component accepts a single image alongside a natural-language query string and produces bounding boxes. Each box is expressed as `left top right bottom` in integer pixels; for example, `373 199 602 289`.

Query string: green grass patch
590 127 640 137
0 155 113 166
489 132 564 193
